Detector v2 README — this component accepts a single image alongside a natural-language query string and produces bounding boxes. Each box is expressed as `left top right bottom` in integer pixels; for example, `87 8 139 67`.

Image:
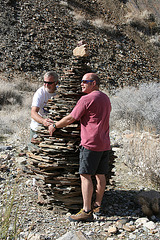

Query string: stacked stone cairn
27 42 116 211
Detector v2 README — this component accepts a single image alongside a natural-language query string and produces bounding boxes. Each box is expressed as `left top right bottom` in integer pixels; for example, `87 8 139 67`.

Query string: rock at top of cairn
73 40 89 58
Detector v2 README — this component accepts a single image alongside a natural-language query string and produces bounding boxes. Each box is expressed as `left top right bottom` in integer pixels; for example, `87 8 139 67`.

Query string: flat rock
57 231 88 240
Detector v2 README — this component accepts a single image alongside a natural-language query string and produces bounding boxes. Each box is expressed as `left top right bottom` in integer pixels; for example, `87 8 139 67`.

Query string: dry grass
149 35 160 46
109 82 160 133
109 82 160 188
123 132 160 190
71 11 116 34
0 79 39 145
70 10 86 23
125 10 155 23
91 18 115 30
0 180 25 240
124 10 157 35
0 177 33 240
59 0 68 7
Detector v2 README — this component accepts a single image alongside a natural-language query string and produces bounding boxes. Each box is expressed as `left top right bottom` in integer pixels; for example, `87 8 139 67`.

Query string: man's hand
48 114 76 136
49 124 56 136
31 107 54 127
42 118 54 127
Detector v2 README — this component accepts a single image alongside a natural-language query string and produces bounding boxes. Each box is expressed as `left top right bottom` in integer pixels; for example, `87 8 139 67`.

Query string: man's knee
95 174 106 183
96 174 105 179
80 174 92 180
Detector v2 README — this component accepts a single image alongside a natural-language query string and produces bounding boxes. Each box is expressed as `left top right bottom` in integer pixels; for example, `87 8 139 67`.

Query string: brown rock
135 190 160 217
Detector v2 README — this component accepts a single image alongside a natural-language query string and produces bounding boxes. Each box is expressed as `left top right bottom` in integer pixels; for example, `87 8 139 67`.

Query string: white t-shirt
30 86 56 131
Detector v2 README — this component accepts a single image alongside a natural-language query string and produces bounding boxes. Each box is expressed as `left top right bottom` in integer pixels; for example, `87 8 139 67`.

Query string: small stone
27 233 46 240
123 224 136 232
143 221 156 230
15 157 27 165
116 218 129 229
57 231 88 240
128 233 137 239
135 217 149 225
108 226 117 234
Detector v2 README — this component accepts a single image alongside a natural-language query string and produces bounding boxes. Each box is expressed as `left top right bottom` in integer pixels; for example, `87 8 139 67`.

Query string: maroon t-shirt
71 91 111 151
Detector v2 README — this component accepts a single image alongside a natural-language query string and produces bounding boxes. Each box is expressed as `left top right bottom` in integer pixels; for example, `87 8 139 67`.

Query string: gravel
0 138 160 240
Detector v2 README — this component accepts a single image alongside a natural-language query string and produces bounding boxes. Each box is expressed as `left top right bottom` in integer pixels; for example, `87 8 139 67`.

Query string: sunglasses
81 80 94 84
44 81 55 85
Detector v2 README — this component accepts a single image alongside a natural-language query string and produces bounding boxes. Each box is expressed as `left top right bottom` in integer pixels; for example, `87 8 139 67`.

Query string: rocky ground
1 133 160 240
0 1 160 239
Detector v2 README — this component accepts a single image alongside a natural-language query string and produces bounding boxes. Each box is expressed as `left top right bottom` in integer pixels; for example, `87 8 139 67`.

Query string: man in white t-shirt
30 71 59 147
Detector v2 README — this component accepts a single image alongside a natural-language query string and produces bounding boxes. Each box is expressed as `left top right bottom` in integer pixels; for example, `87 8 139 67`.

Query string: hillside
126 0 160 21
0 0 159 89
0 2 160 239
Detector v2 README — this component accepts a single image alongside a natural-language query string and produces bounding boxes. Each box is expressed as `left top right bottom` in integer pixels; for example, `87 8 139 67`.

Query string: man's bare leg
80 174 93 212
94 174 106 207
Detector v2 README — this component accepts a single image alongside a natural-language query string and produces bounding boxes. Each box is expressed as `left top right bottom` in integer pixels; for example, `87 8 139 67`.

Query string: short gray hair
44 71 59 84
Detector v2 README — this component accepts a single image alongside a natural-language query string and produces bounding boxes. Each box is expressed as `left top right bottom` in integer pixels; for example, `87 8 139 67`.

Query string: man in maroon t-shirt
49 73 111 222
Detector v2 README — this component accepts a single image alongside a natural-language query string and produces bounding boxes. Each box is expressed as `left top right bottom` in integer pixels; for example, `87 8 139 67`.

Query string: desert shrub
149 35 160 46
0 107 31 144
59 0 68 6
0 79 36 109
125 10 157 35
110 82 160 133
109 82 160 188
70 10 86 24
0 182 23 240
91 18 115 30
16 81 35 92
0 91 22 110
0 80 37 144
123 132 160 189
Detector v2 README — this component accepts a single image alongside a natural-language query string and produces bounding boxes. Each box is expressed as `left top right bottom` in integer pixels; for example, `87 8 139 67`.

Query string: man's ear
93 80 96 86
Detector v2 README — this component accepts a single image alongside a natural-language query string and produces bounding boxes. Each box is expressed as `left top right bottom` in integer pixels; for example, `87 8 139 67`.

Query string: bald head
83 73 100 86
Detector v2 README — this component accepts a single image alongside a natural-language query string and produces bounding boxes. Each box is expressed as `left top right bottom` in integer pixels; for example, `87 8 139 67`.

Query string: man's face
81 77 94 94
44 76 56 93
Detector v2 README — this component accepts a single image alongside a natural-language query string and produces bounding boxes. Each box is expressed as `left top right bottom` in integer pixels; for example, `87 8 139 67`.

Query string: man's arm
31 106 54 127
48 114 76 136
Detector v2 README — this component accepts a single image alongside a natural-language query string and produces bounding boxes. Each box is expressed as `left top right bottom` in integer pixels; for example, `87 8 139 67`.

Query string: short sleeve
70 98 86 121
31 89 44 108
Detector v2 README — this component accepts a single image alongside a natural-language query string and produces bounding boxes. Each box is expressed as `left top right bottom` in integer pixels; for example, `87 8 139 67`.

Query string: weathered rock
73 45 89 57
144 221 156 230
108 225 117 234
57 231 88 240
135 190 160 217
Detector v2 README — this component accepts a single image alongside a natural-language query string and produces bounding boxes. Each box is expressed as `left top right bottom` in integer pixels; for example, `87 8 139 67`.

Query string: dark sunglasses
44 81 55 85
81 80 94 84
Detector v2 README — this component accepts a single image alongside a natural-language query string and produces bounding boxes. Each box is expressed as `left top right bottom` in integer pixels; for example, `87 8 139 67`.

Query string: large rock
135 190 160 217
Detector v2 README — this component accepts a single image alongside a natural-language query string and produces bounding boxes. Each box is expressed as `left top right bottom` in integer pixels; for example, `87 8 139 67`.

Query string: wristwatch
53 123 57 129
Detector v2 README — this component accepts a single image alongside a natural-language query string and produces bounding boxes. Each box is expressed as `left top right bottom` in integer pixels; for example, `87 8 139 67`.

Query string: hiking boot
68 209 93 222
93 205 103 216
